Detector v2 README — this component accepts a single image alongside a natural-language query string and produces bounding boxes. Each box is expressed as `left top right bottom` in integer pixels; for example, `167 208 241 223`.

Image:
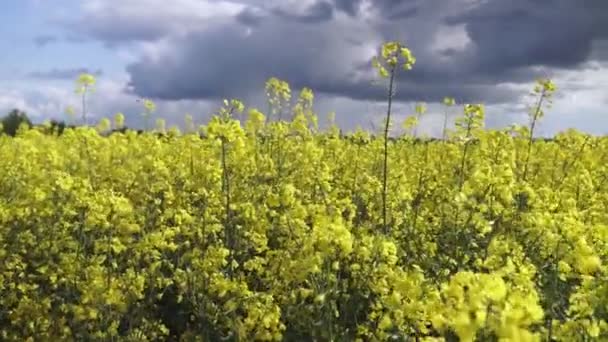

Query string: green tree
0 109 32 136
47 119 72 135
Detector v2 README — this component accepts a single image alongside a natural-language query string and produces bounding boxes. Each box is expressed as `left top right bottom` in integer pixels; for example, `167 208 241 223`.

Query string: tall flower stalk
371 41 416 235
442 97 456 140
139 98 157 131
75 73 96 126
522 78 556 181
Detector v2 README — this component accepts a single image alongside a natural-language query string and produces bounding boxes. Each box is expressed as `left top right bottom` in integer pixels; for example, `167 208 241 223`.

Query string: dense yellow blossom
0 80 607 341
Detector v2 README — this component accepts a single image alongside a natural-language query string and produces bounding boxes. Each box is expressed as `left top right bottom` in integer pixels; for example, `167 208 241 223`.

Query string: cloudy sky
1 0 607 135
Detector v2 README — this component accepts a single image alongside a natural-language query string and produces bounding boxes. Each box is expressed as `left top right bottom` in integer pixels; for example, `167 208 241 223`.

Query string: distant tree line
0 108 560 142
0 108 129 137
0 109 33 136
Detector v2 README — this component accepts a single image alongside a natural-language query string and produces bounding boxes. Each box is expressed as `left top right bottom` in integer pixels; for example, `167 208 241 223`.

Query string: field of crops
0 40 607 341
1 98 607 341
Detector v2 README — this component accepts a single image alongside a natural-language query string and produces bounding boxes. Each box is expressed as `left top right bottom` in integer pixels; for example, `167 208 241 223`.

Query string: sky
1 0 607 136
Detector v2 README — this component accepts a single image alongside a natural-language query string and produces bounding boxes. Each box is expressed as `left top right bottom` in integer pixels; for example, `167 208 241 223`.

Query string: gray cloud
43 0 608 134
332 0 419 20
367 0 608 104
371 0 421 20
57 0 246 44
332 0 363 16
125 16 380 101
67 18 170 44
235 7 265 27
386 6 419 21
271 1 334 23
33 35 58 47
124 0 531 105
444 0 596 71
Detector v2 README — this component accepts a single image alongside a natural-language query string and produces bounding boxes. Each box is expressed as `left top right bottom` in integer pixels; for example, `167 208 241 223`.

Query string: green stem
382 65 396 235
522 91 545 181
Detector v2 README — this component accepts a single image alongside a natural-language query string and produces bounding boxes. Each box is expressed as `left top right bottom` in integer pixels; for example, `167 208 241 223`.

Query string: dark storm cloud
271 1 334 23
443 0 604 71
588 0 608 39
125 15 518 106
332 0 363 16
333 0 420 20
235 7 265 26
66 0 608 109
125 22 363 101
27 68 103 80
385 6 419 20
374 0 421 20
363 0 608 104
122 0 494 103
315 77 522 104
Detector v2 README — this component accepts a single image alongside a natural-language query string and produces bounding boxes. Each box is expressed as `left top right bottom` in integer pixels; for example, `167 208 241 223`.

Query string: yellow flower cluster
0 76 607 341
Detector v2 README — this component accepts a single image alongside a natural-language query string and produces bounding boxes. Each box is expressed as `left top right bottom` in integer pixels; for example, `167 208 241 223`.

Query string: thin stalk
81 85 87 126
442 107 449 140
221 136 234 279
382 65 396 235
458 119 473 191
522 90 546 181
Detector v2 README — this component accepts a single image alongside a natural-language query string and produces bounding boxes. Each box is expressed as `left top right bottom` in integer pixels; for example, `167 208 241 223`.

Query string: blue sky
1 1 118 77
1 0 608 136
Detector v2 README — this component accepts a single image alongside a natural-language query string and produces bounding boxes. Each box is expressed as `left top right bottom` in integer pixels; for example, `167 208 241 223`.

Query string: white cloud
64 0 246 44
12 0 608 136
0 74 221 130
0 91 36 116
430 23 471 57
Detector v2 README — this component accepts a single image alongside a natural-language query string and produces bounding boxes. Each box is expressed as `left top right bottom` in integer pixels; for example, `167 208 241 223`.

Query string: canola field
0 105 607 341
0 42 606 341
